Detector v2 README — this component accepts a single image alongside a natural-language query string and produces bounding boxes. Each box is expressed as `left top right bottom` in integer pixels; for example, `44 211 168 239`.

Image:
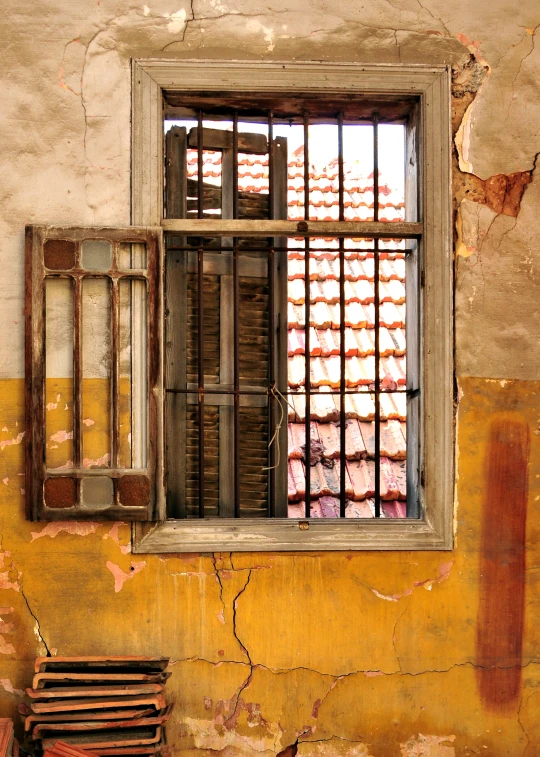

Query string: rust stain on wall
476 414 529 712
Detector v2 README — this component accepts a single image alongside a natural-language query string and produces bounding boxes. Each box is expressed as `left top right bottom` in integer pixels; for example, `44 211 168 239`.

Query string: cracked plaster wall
1 1 540 755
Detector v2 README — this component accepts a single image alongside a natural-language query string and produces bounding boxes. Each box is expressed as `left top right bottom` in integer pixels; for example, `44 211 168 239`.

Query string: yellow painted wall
2 376 540 755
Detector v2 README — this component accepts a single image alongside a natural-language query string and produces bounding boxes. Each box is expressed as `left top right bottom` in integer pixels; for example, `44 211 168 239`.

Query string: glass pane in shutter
81 278 111 468
45 278 74 469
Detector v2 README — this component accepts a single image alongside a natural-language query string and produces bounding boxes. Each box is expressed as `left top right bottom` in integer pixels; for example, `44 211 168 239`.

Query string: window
26 61 453 551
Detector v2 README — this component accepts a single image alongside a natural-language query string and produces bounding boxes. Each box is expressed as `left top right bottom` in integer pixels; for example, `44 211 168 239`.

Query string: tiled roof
188 145 407 518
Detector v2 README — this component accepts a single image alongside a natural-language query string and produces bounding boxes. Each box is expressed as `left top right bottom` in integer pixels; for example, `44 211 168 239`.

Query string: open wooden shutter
165 126 288 518
25 226 164 521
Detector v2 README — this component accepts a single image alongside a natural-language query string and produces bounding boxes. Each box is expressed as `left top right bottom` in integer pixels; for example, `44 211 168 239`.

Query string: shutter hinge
420 469 425 487
420 268 425 288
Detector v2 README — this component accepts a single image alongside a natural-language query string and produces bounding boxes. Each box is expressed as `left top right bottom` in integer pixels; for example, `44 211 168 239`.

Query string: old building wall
1 1 540 755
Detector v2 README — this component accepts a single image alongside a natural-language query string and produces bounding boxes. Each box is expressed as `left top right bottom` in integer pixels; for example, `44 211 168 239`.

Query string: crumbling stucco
1 1 540 755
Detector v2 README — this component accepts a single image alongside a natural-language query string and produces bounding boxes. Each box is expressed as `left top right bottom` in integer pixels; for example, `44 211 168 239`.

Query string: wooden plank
186 251 267 278
163 219 423 238
131 517 451 553
188 127 268 154
405 101 420 520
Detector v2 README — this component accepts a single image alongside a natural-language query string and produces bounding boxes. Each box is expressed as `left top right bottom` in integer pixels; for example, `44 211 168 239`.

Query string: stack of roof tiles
24 657 172 756
0 719 18 757
187 140 407 518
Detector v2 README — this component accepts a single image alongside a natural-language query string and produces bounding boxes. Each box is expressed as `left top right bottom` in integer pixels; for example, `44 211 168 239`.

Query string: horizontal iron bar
165 387 416 396
163 219 422 238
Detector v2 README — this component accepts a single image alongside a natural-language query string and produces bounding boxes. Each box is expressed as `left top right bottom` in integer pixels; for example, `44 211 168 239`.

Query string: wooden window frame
131 59 453 552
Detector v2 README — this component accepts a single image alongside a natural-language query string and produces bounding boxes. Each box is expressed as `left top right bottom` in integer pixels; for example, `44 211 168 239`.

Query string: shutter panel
25 225 164 521
164 126 288 517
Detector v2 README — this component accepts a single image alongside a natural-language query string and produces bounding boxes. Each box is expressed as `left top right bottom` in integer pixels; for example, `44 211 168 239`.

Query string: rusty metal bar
197 110 203 219
303 112 311 517
166 243 412 254
373 112 381 518
268 110 274 220
197 246 205 518
268 110 276 517
111 277 119 470
233 241 240 518
166 387 412 396
232 111 239 220
338 112 346 519
268 245 276 517
73 275 82 474
232 110 240 517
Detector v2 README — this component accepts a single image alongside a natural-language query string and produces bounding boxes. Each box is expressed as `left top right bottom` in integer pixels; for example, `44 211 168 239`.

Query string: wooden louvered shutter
25 226 165 521
165 126 288 518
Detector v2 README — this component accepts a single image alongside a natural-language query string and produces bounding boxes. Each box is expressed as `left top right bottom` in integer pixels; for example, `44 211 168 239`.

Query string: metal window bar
303 112 311 518
337 112 346 519
373 112 381 518
232 110 240 517
166 105 418 520
268 110 276 517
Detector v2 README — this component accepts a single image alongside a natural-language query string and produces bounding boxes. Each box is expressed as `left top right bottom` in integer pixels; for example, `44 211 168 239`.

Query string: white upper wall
1 0 540 378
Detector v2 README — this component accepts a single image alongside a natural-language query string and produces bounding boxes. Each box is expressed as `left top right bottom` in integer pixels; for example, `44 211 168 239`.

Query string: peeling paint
400 734 456 757
106 560 146 592
165 8 188 34
0 678 23 697
0 551 20 592
455 100 474 173
0 431 24 451
371 562 453 602
103 522 130 554
50 429 73 443
30 522 100 541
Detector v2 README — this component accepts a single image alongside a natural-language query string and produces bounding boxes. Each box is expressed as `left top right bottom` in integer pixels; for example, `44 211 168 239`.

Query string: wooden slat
164 219 423 237
188 127 268 154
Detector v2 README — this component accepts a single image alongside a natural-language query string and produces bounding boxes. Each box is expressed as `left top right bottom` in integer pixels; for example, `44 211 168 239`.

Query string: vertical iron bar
268 110 274 220
197 246 205 518
268 245 276 517
197 110 203 219
268 110 276 516
232 111 240 517
338 113 346 518
232 111 239 220
233 241 240 518
303 112 311 517
73 276 82 476
110 277 119 470
373 113 381 518
198 110 205 517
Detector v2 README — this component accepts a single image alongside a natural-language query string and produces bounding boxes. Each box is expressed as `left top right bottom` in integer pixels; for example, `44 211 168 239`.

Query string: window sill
131 516 453 553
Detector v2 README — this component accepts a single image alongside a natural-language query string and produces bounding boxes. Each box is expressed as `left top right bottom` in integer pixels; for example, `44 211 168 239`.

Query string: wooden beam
163 219 423 238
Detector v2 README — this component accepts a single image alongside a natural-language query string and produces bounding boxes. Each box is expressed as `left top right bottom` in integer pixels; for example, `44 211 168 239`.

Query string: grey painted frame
131 59 453 552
